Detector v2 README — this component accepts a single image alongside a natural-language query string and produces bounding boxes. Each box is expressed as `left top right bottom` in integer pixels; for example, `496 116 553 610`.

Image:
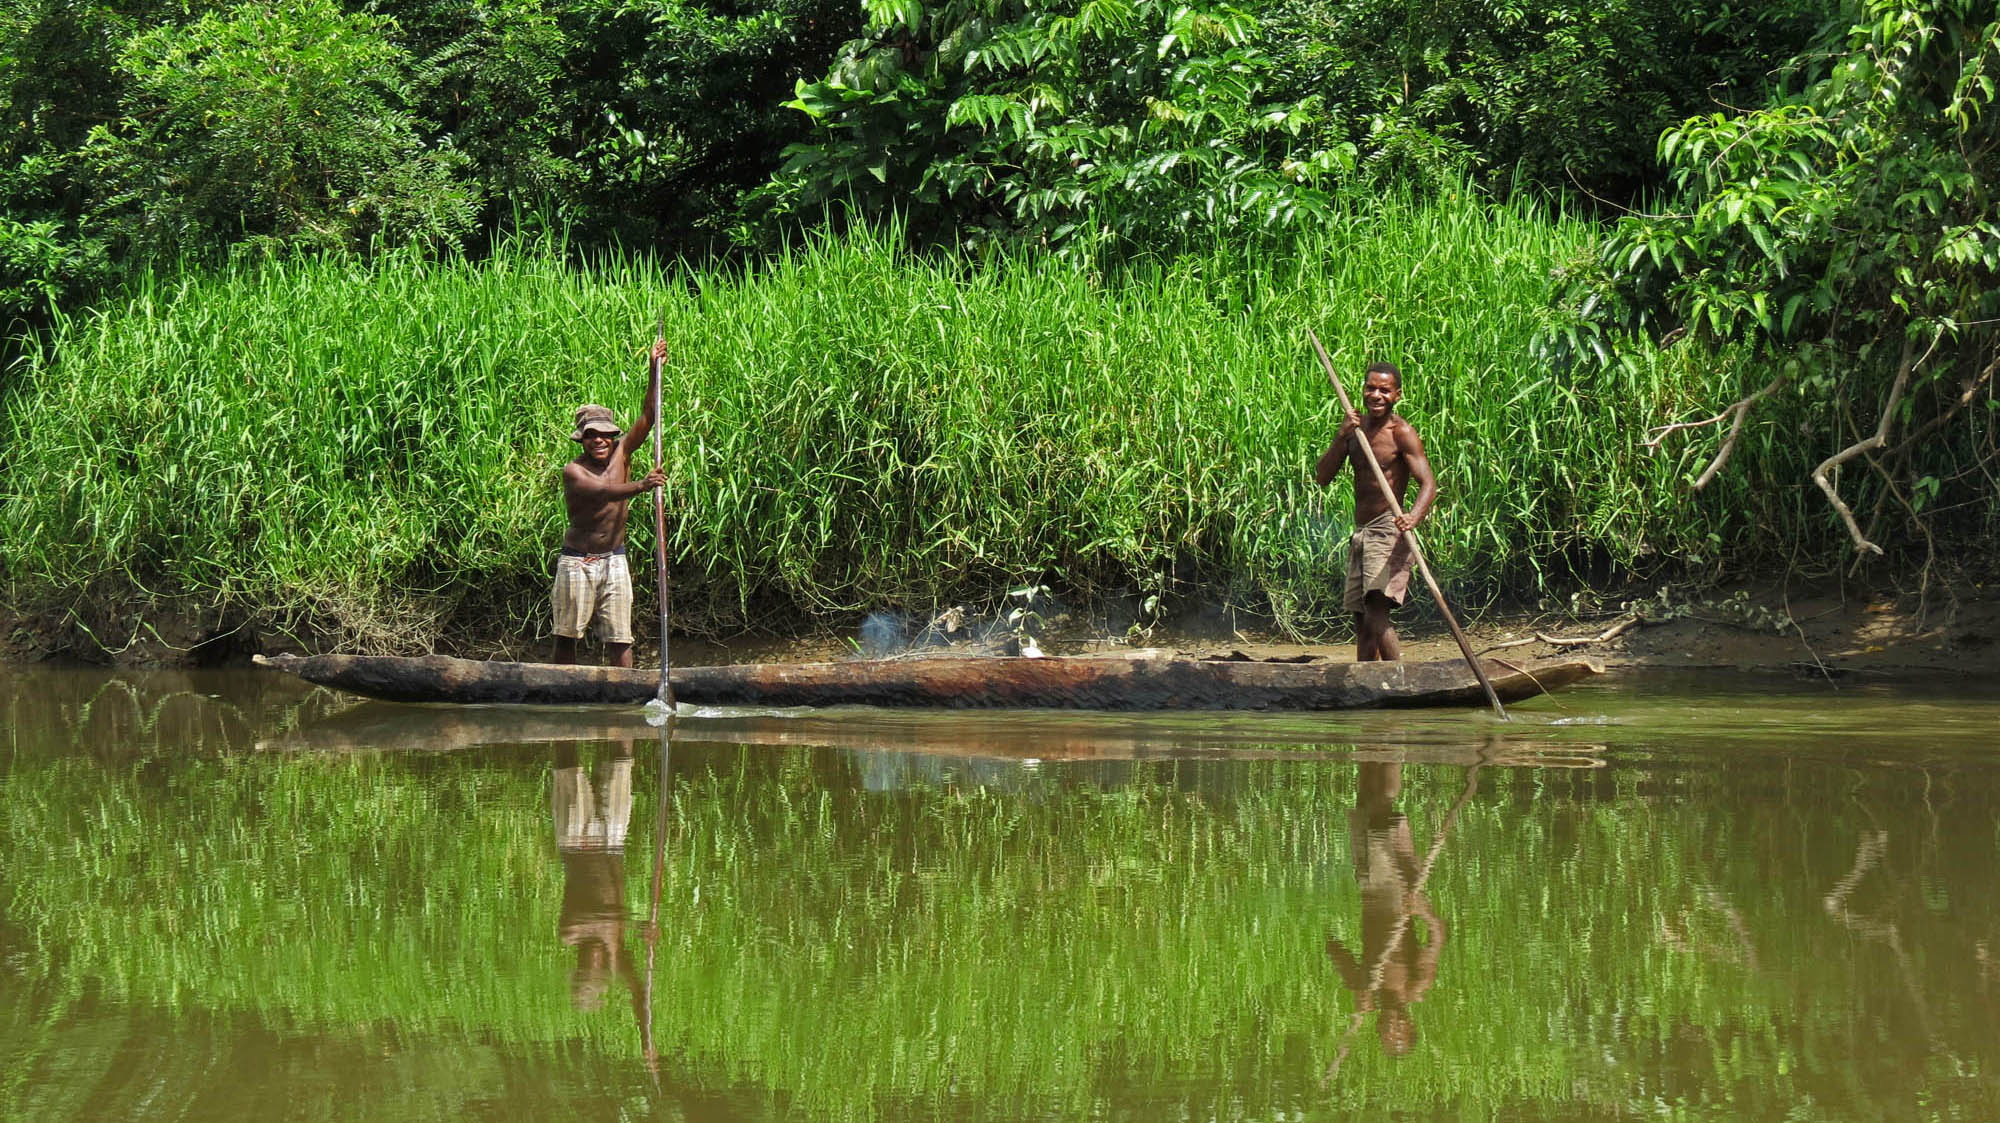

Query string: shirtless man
552 340 668 667
1313 361 1437 661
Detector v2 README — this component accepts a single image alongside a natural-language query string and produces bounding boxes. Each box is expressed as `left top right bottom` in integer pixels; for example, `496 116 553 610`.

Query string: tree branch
1813 336 1917 556
1872 348 1999 459
1644 373 1786 489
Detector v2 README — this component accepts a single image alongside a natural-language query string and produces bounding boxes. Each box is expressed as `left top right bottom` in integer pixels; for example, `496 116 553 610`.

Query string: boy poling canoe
1307 329 1506 717
1314 359 1437 663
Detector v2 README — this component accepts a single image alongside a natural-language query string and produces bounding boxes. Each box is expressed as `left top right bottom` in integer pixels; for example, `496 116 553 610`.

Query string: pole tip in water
643 698 673 726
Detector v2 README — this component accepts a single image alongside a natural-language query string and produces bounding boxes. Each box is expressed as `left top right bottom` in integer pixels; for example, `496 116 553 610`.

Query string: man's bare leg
1361 593 1401 661
554 635 579 665
606 642 634 669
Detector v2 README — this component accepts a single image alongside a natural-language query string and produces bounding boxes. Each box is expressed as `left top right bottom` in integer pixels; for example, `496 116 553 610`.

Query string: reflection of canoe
260 700 1607 767
253 651 1599 710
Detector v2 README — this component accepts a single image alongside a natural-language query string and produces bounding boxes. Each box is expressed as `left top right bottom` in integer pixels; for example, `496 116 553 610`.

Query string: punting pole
650 316 674 709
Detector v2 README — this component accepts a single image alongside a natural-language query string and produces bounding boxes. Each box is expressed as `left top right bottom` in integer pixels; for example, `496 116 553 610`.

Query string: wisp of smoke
857 612 910 657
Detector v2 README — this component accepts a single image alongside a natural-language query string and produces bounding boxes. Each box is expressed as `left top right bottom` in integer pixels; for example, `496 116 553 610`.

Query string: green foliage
761 0 1827 248
0 0 855 313
402 0 580 212
83 0 479 258
556 0 861 249
1551 0 2000 552
385 0 859 251
756 0 1352 251
0 203 1821 649
0 0 134 321
1262 0 1829 195
0 0 1827 316
0 215 98 321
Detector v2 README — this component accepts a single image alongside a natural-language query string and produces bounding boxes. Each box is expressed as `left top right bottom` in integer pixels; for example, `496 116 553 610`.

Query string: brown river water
3 664 1998 1120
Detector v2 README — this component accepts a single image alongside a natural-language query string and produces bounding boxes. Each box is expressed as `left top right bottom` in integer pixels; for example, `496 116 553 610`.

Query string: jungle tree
1550 0 1999 561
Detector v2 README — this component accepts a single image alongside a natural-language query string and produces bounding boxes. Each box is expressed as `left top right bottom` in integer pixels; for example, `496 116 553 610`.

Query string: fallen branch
1882 349 2000 460
1862 448 1938 608
1539 616 1641 646
1477 615 1639 654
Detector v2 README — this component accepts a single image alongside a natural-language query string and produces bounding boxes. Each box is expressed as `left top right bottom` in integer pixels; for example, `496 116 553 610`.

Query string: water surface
4 666 1998 1120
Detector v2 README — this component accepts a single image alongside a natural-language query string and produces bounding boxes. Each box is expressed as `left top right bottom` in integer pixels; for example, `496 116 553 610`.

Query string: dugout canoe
252 650 1600 710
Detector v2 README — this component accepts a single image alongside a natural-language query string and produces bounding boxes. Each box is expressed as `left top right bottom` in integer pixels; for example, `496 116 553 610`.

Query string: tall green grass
0 194 1821 649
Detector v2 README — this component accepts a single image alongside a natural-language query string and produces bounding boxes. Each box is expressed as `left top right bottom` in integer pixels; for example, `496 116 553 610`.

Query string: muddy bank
9 582 1999 681
1202 589 2000 681
685 589 2000 681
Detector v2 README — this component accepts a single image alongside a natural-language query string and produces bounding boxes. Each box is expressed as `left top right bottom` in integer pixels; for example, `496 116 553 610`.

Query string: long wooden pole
650 318 673 708
1308 329 1505 719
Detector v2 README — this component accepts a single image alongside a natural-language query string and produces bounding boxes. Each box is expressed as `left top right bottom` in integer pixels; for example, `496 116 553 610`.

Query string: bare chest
1351 424 1408 478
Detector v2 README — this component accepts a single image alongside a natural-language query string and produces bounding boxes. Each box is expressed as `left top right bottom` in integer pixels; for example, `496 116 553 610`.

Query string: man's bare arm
562 460 663 502
1325 937 1369 992
1315 410 1362 486
1394 423 1437 531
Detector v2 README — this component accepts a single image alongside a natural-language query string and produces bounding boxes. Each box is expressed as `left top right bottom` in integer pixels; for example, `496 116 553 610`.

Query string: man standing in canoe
553 340 669 667
1315 361 1437 661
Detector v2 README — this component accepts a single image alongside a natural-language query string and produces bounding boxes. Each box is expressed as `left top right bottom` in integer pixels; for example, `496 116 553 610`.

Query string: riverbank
13 580 1991 682
644 578 2000 681
7 216 1991 669
1207 587 2000 681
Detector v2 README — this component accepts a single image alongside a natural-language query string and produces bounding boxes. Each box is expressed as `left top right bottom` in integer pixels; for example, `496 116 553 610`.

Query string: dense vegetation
1556 0 2000 561
1 0 1824 320
2 0 1995 652
0 209 1827 648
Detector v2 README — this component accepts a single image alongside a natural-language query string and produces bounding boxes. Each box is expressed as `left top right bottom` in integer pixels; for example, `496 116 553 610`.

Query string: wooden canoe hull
253 652 1600 710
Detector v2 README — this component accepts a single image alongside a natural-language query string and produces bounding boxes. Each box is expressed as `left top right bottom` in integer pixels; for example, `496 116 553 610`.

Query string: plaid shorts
551 551 633 643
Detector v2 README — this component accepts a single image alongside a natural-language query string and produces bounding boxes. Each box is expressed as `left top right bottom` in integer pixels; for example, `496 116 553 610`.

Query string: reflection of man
1325 762 1445 1055
553 741 639 1012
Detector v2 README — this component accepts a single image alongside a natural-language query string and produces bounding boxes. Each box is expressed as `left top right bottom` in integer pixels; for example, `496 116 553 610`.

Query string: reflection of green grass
5 739 1999 1120
0 196 1814 646
5 755 570 1029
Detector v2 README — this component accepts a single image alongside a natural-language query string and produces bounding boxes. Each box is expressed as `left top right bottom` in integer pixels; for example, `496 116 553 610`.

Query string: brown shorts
1343 514 1414 612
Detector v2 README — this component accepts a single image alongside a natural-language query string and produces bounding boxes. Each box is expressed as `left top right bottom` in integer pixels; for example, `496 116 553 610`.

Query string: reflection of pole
1823 829 1939 1048
641 716 672 1078
1324 748 1489 1083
